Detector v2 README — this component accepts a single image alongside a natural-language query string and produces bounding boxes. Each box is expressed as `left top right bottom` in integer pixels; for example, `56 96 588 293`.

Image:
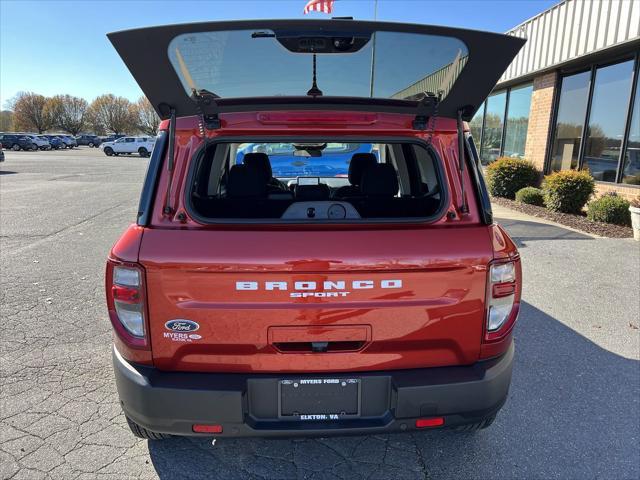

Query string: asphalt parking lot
1 148 639 480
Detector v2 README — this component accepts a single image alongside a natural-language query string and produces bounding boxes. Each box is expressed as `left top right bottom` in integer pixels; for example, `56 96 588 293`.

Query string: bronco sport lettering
235 280 403 290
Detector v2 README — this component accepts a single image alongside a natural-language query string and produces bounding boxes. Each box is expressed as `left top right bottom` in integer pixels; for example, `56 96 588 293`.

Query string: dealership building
469 0 640 199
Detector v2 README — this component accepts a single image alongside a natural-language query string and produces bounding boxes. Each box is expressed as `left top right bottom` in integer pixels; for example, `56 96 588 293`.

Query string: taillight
106 260 148 347
485 260 521 342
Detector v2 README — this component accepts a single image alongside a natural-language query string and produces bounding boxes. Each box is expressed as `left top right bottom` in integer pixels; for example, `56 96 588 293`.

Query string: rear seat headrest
243 152 273 182
361 163 399 197
348 153 377 185
227 164 267 198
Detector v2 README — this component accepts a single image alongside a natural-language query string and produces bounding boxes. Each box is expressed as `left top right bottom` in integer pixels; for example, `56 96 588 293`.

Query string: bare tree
88 94 135 135
45 95 89 135
0 110 14 131
134 97 160 136
85 111 107 136
12 92 51 133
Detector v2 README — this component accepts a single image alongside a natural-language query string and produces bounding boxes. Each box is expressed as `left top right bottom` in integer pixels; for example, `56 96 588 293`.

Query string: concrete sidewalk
492 202 602 238
492 202 599 242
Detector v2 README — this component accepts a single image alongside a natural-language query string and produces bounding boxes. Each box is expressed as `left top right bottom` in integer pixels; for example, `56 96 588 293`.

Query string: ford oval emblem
165 319 200 332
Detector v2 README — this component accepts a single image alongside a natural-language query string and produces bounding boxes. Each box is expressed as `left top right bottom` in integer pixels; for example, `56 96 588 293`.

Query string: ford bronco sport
106 20 524 439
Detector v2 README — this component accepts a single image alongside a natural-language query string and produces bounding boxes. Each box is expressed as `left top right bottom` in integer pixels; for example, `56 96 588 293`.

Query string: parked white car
101 136 155 157
24 134 51 150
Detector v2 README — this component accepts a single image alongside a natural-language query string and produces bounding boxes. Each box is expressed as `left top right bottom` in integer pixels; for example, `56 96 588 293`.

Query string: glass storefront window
582 60 635 182
503 83 533 158
549 71 591 172
622 73 640 185
469 101 485 145
480 91 507 164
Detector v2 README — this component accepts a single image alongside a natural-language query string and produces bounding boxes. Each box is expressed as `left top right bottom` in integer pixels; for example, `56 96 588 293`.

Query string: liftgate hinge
192 89 221 133
412 91 440 131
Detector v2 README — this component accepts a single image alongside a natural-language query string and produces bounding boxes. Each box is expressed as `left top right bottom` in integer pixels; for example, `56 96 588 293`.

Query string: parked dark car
43 135 65 149
0 141 4 162
0 134 35 151
76 135 102 147
102 135 125 143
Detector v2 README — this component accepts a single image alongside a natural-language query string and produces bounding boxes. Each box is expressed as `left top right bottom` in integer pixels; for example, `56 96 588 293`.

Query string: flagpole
369 0 378 97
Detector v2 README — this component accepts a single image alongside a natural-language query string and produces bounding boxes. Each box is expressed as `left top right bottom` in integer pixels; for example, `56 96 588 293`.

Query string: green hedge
542 170 595 214
486 157 540 199
515 187 545 206
587 194 631 226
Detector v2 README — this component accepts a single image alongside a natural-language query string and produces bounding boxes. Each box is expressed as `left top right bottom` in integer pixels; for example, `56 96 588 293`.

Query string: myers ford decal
163 320 201 343
236 279 402 298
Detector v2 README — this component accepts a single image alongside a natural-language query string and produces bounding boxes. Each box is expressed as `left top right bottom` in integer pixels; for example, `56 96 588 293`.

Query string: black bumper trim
113 343 514 437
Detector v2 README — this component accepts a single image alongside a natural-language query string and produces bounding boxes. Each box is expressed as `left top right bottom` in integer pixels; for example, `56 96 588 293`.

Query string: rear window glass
236 143 374 177
188 141 445 223
168 29 467 101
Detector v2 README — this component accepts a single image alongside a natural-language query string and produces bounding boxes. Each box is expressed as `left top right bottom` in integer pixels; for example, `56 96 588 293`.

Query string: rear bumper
113 342 514 438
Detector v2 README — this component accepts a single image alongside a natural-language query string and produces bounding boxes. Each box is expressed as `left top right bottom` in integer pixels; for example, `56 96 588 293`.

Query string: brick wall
524 71 557 171
594 183 640 201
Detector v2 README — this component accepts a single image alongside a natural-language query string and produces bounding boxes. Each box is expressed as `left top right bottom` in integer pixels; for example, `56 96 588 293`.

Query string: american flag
303 0 335 14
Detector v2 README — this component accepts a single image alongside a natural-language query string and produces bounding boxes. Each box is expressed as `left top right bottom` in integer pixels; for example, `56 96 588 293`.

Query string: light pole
369 0 378 98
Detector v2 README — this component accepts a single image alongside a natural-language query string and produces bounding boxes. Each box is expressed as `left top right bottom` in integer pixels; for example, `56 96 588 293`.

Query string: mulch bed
491 197 634 238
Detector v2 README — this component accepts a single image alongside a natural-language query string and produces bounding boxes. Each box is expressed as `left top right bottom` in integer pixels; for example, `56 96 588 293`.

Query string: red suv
106 20 524 439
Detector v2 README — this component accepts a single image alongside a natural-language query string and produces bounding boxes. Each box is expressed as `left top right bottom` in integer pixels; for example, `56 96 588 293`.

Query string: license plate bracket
278 378 361 420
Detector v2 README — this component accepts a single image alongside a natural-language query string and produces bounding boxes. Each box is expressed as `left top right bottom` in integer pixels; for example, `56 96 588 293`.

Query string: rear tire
12 144 20 151
104 147 114 156
138 147 149 157
88 142 94 148
125 416 171 440
454 414 496 432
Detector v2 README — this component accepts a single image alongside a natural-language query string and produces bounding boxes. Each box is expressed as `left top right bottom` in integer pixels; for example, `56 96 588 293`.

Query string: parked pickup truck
101 136 155 157
106 20 524 440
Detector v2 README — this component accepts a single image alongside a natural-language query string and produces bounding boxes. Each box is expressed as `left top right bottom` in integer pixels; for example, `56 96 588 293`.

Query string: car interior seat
243 153 288 192
333 153 378 198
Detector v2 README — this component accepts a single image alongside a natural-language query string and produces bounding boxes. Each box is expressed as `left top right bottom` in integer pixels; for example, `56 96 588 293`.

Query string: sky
0 0 558 109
